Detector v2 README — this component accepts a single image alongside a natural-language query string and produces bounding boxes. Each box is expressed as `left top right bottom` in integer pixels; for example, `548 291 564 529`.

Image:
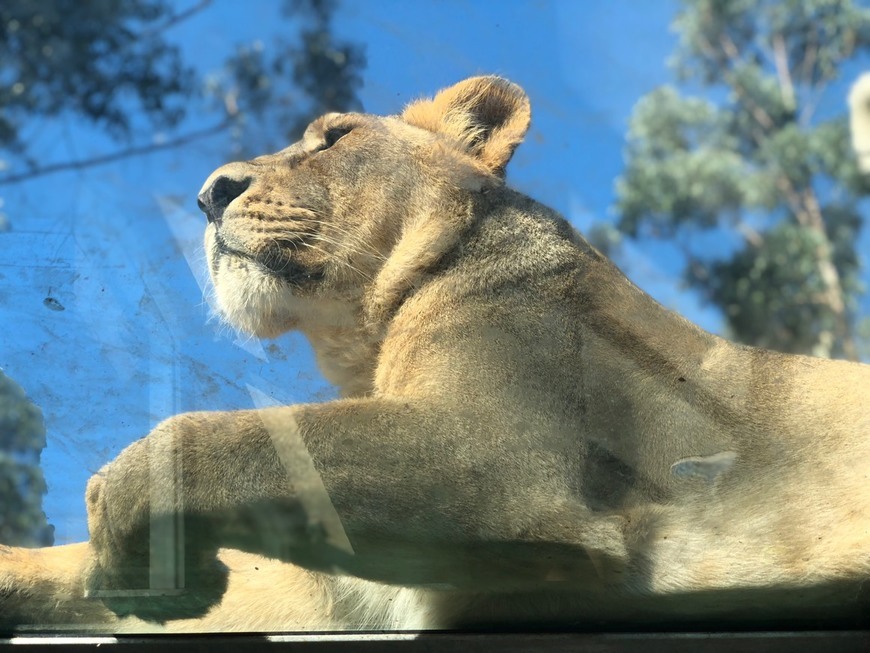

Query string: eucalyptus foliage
616 0 870 358
0 0 365 172
0 370 52 546
212 0 366 156
0 0 193 163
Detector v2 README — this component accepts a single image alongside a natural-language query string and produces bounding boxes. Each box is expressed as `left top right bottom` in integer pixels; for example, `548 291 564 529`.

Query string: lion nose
197 175 252 224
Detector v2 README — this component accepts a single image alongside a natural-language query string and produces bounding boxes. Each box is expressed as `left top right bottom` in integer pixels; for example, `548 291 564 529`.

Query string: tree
616 0 870 359
0 370 53 546
0 0 196 168
0 0 365 186
0 0 365 541
212 0 366 157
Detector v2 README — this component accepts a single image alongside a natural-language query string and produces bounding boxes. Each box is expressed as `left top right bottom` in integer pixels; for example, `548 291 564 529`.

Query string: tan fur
1 77 868 633
402 76 531 174
849 73 870 172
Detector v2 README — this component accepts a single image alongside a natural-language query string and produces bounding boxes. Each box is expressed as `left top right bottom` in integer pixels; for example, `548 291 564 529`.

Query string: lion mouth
213 232 324 285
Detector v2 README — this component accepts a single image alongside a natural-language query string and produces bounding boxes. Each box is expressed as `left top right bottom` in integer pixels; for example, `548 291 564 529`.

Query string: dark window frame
2 631 870 652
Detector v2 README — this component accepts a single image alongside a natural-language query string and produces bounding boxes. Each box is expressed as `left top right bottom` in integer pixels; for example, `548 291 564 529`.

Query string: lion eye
323 127 351 149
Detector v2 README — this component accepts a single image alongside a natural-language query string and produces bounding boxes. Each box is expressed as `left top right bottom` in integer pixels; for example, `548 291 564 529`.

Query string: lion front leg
83 409 313 620
85 399 629 617
0 542 123 628
284 399 631 587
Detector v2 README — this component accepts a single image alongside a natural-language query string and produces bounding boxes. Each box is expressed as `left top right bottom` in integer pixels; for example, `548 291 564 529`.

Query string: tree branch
772 181 854 358
798 81 829 126
695 34 723 67
719 33 740 61
771 33 796 110
144 0 214 37
774 174 859 361
803 188 858 361
0 119 231 186
775 175 810 227
740 88 776 131
712 34 777 131
798 29 818 87
735 220 764 248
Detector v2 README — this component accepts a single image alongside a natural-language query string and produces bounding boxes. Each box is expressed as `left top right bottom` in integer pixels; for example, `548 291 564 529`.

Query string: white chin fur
203 226 297 338
214 265 299 338
204 228 358 337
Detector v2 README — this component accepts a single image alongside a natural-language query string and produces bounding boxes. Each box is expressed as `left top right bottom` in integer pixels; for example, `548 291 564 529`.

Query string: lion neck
298 191 476 398
301 317 381 398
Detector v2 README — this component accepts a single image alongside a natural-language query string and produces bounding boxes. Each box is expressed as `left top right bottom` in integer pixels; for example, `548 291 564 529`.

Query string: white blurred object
848 73 870 173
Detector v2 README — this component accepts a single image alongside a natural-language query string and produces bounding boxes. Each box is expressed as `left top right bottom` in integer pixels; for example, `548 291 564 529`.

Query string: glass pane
1 0 868 639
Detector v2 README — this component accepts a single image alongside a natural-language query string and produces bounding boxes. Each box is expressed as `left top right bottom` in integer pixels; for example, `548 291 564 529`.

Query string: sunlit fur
1 77 868 633
849 73 870 173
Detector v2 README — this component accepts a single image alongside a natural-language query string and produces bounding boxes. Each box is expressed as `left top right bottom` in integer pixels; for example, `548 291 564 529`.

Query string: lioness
1 76 868 633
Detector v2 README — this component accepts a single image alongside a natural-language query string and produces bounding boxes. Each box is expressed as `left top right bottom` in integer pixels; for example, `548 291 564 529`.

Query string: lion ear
402 76 531 175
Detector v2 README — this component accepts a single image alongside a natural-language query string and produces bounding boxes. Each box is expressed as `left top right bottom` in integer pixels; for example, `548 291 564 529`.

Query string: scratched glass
0 0 868 643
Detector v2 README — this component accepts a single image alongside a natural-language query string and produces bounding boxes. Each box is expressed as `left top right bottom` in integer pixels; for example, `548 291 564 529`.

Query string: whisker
291 208 386 254
300 241 375 282
310 232 388 264
291 214 426 299
264 209 427 301
291 216 389 262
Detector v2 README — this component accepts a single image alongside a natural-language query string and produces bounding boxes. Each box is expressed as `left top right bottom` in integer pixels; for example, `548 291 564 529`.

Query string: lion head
197 76 531 338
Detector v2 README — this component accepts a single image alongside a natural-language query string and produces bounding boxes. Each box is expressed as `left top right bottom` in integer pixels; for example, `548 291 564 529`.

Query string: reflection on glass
0 0 868 638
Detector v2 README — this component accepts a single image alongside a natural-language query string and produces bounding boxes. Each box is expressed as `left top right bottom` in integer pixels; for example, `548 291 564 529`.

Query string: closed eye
322 126 352 149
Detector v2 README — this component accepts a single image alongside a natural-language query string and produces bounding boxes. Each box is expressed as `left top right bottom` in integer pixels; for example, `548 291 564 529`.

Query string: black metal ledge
2 631 869 653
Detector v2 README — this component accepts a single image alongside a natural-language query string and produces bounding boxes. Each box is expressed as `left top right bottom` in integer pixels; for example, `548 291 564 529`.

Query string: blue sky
0 0 867 543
